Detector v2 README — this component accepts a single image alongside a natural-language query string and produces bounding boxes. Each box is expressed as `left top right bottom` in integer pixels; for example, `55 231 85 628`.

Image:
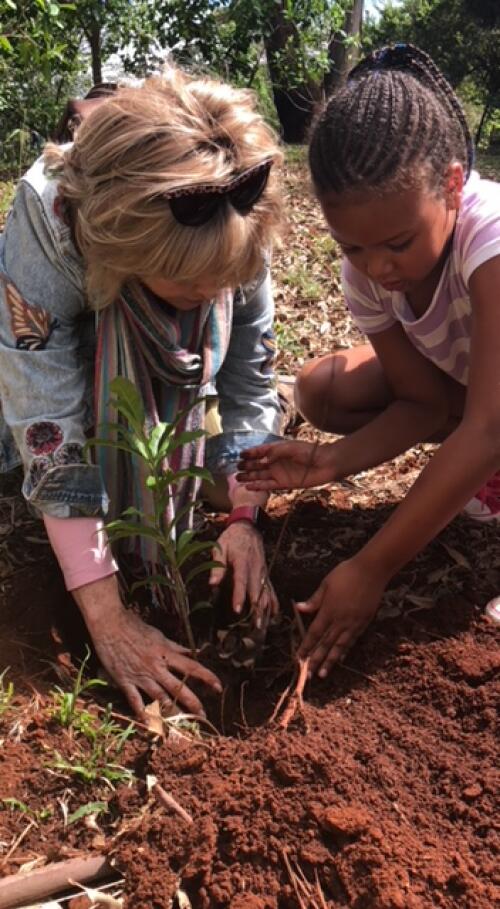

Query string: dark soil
0 454 499 909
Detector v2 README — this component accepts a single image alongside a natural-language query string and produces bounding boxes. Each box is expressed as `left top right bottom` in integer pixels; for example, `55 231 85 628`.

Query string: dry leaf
440 542 471 570
144 700 165 738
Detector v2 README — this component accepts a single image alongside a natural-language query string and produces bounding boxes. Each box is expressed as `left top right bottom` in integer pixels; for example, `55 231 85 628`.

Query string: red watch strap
225 505 260 528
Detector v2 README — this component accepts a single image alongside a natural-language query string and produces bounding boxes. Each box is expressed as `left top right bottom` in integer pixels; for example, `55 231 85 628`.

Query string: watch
225 505 266 529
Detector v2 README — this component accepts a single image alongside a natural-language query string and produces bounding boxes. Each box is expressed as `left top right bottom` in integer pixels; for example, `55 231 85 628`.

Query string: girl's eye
387 237 413 252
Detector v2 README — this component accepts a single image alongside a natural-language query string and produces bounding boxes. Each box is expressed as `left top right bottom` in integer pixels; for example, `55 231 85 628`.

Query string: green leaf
48 3 60 16
0 35 13 53
177 539 216 568
67 801 108 826
109 377 145 428
130 574 175 594
169 429 206 452
185 560 224 585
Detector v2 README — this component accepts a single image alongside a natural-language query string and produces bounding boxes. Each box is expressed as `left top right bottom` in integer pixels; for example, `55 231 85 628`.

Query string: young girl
0 68 283 717
239 44 500 677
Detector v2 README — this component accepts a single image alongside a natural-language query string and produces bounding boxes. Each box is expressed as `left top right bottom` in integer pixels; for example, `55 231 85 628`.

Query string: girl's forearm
329 398 448 481
356 422 500 580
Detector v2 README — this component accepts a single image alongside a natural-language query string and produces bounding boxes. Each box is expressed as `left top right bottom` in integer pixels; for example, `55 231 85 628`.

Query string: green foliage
2 797 53 821
90 377 221 651
67 800 108 825
50 703 135 786
51 647 106 729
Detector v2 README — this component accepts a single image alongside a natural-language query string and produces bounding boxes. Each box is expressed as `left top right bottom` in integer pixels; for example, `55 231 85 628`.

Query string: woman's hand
237 440 336 492
73 576 222 719
209 522 278 624
296 557 387 676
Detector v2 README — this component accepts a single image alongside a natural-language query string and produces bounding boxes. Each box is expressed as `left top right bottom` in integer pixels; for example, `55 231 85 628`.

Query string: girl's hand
209 522 278 623
237 440 336 491
74 577 222 719
296 558 387 676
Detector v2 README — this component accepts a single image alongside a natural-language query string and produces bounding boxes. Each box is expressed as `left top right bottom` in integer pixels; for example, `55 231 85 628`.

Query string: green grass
0 180 15 228
476 152 500 182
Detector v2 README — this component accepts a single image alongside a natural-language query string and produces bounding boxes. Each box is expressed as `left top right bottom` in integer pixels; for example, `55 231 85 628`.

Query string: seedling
51 647 106 730
2 798 53 822
89 377 221 651
50 703 135 787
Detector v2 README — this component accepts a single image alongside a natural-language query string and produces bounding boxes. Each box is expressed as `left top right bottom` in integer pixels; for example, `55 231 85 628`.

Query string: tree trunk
264 3 320 144
89 21 102 85
325 0 364 94
475 99 492 146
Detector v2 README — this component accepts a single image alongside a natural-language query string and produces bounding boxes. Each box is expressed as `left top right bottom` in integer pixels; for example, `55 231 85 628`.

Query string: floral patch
26 421 63 456
26 456 51 495
4 281 58 351
53 443 86 466
261 329 277 374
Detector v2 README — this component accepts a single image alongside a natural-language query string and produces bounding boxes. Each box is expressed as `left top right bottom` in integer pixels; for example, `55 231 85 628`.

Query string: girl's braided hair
309 44 474 197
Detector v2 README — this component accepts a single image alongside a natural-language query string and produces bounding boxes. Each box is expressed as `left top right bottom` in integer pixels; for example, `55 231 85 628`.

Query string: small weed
0 668 15 717
51 647 107 730
275 321 303 356
50 703 135 787
281 265 323 301
2 797 53 822
67 800 109 826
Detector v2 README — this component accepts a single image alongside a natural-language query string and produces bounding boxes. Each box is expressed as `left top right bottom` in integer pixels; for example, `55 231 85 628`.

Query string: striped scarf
94 281 233 559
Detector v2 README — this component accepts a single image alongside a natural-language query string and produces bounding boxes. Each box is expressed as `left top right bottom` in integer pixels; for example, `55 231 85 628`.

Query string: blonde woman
0 69 283 717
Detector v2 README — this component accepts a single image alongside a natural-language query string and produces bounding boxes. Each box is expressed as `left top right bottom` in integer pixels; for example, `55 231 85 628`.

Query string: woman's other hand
296 557 387 676
237 440 336 491
209 522 278 625
73 575 222 719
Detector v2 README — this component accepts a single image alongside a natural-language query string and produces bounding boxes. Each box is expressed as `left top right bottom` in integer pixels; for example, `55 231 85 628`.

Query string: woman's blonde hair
44 68 283 309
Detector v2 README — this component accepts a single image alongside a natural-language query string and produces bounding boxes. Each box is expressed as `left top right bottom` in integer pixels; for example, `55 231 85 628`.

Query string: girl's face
319 170 463 294
140 276 222 310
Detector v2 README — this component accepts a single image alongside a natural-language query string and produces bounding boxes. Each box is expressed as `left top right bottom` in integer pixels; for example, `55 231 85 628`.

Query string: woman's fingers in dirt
121 683 146 720
236 477 282 492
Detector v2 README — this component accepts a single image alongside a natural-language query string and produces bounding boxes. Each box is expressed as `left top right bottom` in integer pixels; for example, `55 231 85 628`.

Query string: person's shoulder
454 171 500 285
458 170 500 225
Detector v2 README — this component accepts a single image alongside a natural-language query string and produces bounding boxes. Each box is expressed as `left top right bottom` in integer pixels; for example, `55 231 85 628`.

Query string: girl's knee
295 355 341 429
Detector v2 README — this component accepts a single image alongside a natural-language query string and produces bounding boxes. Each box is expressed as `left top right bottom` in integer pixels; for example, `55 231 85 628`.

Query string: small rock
317 805 373 837
463 782 483 801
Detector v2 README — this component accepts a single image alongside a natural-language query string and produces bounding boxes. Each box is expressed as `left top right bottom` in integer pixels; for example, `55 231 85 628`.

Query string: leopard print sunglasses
163 159 273 227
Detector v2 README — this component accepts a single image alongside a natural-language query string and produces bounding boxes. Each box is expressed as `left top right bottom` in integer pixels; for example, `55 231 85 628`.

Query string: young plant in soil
89 377 220 652
50 701 135 787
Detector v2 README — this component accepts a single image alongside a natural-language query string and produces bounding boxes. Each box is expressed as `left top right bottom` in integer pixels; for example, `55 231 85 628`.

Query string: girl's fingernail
234 603 242 614
214 682 223 693
319 668 327 678
255 616 262 629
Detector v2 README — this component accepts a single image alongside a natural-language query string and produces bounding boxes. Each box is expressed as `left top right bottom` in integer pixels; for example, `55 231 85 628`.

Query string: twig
151 782 193 825
339 663 380 686
239 679 249 729
267 677 294 725
1 819 37 868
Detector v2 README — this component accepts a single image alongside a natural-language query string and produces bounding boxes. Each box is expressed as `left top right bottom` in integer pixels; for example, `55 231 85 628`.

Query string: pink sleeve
43 515 118 591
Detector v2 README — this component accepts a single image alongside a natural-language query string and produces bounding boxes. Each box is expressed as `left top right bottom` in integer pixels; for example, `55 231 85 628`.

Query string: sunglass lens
230 165 271 213
170 193 220 227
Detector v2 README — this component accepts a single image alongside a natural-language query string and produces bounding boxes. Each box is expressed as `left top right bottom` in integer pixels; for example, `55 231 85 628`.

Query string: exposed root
267 657 309 729
148 776 193 825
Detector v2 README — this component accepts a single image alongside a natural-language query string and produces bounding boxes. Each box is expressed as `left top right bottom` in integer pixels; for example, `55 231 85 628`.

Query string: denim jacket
0 156 282 518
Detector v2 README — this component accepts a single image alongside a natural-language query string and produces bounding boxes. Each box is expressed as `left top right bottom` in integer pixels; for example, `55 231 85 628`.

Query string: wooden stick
0 819 36 868
152 783 193 825
0 854 113 909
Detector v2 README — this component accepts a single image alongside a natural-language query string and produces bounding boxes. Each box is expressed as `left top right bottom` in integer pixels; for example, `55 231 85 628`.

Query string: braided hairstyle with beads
309 44 474 198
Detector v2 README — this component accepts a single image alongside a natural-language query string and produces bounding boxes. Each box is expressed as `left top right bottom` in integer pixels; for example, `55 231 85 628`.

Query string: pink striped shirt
342 172 500 385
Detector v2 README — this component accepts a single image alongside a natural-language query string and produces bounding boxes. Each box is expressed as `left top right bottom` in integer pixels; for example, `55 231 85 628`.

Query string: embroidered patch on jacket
26 421 64 456
54 443 86 466
261 329 277 374
26 456 52 496
5 282 58 351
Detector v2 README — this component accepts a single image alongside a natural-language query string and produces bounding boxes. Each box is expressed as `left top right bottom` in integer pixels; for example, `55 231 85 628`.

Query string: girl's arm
298 255 500 676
